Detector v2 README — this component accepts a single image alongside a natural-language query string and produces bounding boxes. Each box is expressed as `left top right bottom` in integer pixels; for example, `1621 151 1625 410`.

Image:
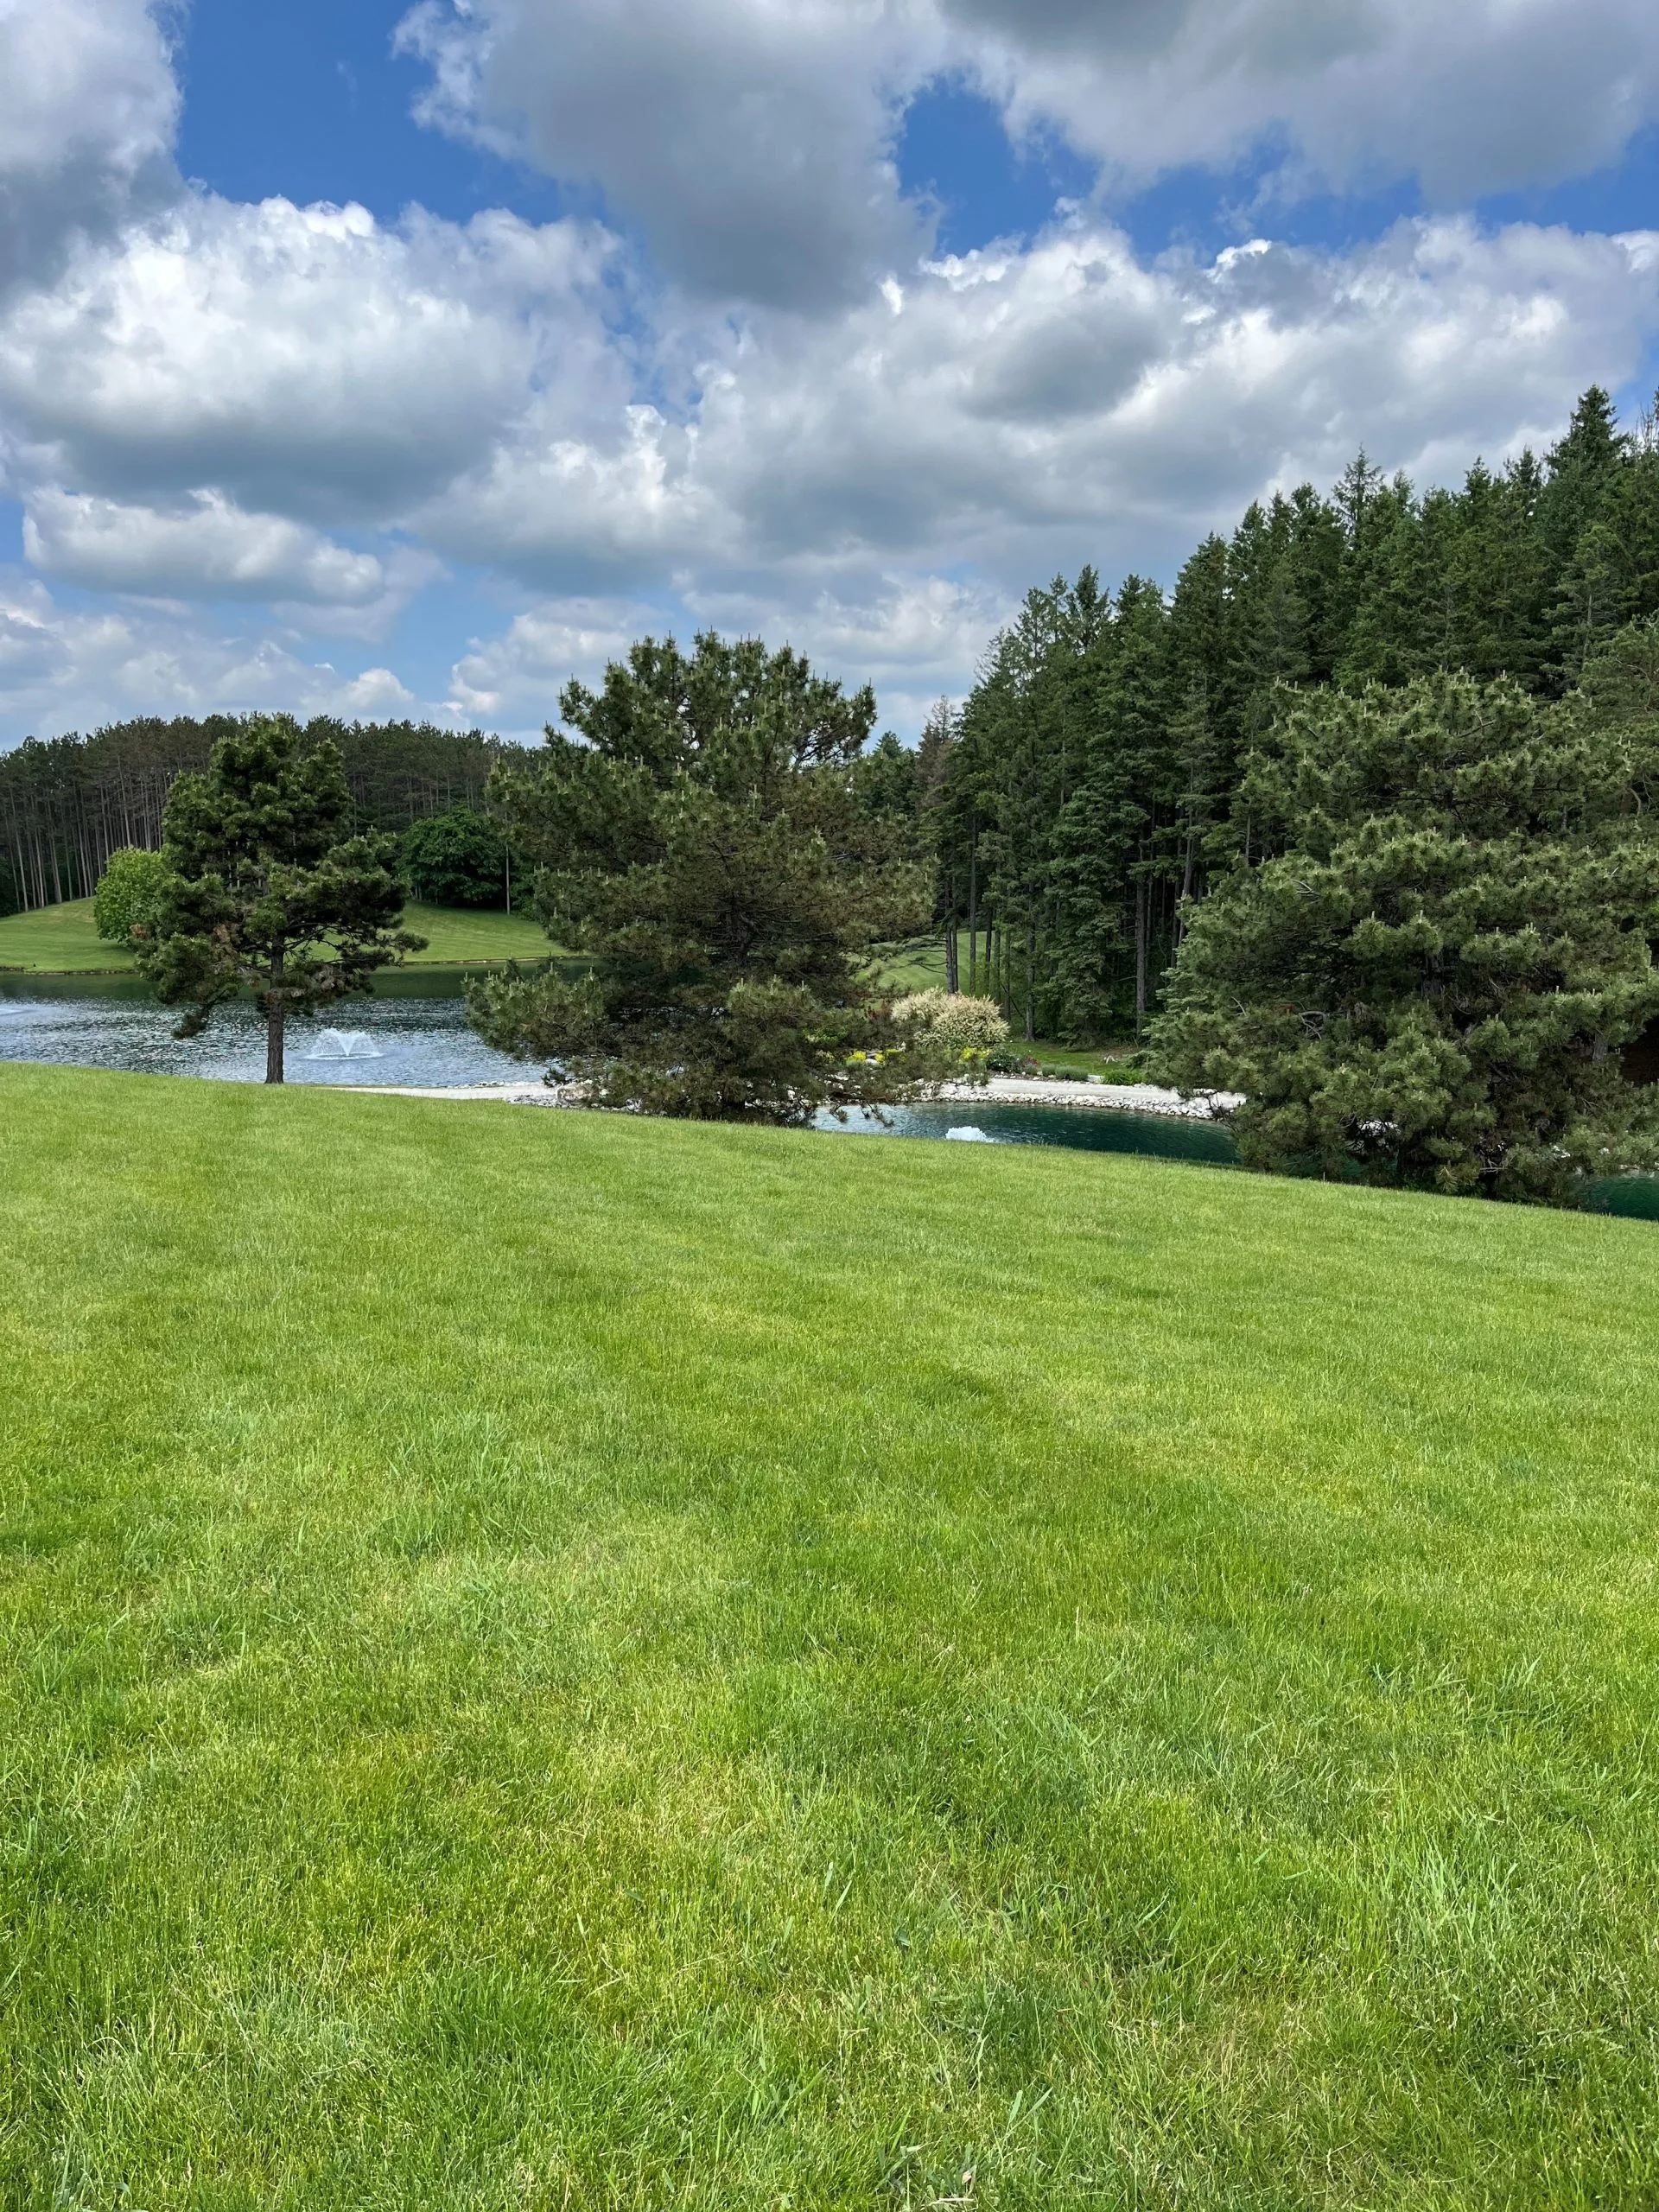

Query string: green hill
5 1061 1659 2202
0 896 554 973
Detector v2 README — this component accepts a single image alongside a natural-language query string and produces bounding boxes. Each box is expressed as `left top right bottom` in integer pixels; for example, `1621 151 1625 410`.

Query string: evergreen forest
922 385 1659 1039
0 715 509 916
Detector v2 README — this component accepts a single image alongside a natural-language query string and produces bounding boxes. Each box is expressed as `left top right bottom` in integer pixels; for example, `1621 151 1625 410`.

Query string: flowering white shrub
892 989 1009 1055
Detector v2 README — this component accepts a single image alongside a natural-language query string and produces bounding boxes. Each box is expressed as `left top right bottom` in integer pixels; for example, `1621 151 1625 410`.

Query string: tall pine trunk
967 842 978 995
1025 919 1035 1042
265 944 286 1085
944 924 959 994
1135 874 1147 1038
1176 827 1198 947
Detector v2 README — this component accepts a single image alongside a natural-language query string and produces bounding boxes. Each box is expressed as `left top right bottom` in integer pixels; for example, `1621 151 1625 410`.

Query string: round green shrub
93 847 170 943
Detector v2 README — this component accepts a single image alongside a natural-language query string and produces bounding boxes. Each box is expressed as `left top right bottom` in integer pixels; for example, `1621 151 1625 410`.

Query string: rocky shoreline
346 1073 1242 1122
939 1076 1241 1121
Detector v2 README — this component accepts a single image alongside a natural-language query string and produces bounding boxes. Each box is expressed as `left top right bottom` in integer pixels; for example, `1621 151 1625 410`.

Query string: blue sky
3 0 1659 745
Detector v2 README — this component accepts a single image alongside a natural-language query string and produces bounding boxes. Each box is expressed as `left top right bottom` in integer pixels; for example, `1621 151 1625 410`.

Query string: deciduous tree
401 804 512 909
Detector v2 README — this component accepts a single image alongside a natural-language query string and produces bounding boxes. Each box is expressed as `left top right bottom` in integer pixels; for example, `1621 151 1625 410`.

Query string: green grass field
0 897 136 971
0 897 553 972
869 937 950 995
5 1063 1659 2206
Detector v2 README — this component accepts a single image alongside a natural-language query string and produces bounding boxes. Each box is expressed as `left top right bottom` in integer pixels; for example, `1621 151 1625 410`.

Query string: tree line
100 588 1659 1194
923 385 1659 1039
0 714 512 915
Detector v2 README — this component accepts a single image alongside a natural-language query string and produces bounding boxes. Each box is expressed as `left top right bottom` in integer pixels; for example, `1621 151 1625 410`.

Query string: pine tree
1286 485 1347 685
1540 386 1632 683
468 633 931 1121
1558 418 1659 664
1538 385 1628 571
139 717 423 1084
1154 675 1659 1200
1338 474 1433 687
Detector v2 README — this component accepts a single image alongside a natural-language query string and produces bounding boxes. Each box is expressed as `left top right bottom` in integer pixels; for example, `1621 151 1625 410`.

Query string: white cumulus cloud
445 595 664 721
4 1 1659 741
397 0 943 309
419 215 1659 601
949 0 1659 206
0 0 178 290
0 194 625 524
25 488 388 604
398 0 1659 309
0 571 443 734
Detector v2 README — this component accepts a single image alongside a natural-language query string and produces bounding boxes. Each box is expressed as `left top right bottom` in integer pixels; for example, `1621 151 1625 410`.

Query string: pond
0 974 1230 1165
813 1097 1238 1164
0 974 526 1090
3 974 1656 1211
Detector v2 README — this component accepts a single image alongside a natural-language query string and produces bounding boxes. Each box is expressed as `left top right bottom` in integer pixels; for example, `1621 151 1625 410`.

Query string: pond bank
939 1075 1239 1121
344 1074 1242 1123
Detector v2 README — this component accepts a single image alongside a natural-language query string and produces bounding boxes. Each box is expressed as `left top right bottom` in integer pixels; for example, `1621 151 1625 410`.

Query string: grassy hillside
0 897 135 971
4 1064 1659 2206
0 896 552 972
399 899 556 964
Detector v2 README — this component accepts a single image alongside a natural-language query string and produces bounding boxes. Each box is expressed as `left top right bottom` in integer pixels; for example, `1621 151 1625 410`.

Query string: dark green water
1593 1176 1659 1220
819 1100 1659 1214
815 1099 1239 1164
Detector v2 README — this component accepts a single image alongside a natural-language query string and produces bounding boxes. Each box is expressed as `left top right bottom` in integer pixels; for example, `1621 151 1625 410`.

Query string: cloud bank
2 0 1659 739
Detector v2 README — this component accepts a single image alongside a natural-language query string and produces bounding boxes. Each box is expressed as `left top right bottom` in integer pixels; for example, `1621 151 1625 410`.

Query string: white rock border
343 1082 582 1107
341 1074 1242 1123
938 1076 1241 1122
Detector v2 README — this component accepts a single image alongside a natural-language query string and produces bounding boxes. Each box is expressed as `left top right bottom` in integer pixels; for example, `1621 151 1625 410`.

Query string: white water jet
308 1027 380 1060
944 1125 995 1143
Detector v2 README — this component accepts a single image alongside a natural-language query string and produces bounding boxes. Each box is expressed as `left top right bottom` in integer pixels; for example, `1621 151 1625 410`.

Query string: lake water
3 976 1656 1209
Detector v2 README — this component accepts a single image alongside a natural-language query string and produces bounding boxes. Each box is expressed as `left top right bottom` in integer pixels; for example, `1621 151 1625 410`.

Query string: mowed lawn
5 1066 1659 2208
0 897 551 972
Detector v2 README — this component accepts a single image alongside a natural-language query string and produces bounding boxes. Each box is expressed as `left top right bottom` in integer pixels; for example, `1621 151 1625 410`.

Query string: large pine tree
927 385 1659 1060
467 633 933 1121
1152 675 1659 1199
139 718 423 1084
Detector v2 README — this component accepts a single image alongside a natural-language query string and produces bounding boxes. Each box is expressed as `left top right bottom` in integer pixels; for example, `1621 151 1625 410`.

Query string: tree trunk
1025 919 1035 1043
265 944 286 1084
967 844 978 995
944 924 959 994
1176 827 1198 946
1135 874 1147 1038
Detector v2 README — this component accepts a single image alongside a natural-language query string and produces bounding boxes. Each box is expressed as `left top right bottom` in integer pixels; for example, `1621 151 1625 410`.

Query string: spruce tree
1540 386 1631 682
1286 485 1347 685
1338 475 1433 688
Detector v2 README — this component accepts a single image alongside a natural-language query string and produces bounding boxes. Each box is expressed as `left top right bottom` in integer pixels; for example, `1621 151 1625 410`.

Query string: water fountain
308 1028 380 1060
944 1125 995 1142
